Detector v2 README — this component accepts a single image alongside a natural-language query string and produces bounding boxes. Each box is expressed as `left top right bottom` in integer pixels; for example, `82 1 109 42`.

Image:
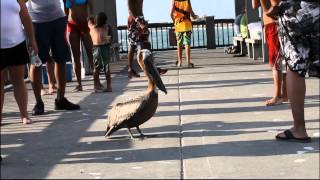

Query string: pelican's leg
136 126 146 138
126 128 135 139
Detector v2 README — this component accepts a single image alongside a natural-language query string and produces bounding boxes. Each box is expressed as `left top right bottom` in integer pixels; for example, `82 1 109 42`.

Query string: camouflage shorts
278 0 320 77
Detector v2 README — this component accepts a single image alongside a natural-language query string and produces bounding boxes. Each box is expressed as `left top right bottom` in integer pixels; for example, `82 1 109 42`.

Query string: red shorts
67 20 90 34
265 22 281 69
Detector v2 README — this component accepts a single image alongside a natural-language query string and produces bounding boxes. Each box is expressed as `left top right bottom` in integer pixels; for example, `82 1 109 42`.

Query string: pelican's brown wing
107 95 148 128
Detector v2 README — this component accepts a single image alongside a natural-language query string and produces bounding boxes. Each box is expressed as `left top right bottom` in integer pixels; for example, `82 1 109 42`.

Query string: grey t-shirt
26 0 65 23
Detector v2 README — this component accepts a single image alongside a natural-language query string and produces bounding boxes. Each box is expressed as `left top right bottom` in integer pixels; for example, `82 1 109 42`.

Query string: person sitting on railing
170 0 198 68
127 0 167 78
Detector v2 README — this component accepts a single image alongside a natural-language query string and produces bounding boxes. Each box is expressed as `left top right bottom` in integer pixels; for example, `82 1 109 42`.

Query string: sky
116 0 235 25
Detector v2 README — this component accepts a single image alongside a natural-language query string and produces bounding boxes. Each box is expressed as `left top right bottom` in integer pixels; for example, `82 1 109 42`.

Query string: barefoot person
267 0 319 142
127 0 167 78
64 0 102 92
171 0 198 68
88 13 113 92
252 0 287 106
1 0 36 124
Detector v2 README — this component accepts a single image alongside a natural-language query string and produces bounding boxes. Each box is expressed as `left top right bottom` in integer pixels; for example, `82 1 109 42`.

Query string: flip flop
187 63 194 68
157 68 168 75
276 130 311 143
266 98 283 106
175 61 182 67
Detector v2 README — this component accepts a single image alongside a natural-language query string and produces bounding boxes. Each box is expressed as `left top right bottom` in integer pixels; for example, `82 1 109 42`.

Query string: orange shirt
173 0 192 32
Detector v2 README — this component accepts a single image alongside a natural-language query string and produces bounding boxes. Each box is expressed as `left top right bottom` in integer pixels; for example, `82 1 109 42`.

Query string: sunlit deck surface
1 49 319 179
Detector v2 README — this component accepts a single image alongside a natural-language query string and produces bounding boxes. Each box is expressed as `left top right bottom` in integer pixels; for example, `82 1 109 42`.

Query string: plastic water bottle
224 46 227 54
29 50 42 67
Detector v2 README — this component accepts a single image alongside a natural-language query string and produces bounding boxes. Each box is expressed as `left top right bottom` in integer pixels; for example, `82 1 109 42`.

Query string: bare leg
81 33 94 73
8 65 32 124
69 31 83 91
128 46 134 72
29 64 43 103
282 73 288 102
266 68 283 106
104 68 112 92
276 69 309 138
127 46 140 78
0 69 8 123
177 45 183 66
185 45 191 65
55 62 66 101
46 59 57 93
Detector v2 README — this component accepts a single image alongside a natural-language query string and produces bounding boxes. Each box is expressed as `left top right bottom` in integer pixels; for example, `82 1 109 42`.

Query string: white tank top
1 0 26 49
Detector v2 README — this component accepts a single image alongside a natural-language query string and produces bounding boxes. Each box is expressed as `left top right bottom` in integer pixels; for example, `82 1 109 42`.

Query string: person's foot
265 97 283 106
72 85 83 92
282 97 289 102
157 68 168 75
22 117 33 125
128 69 140 78
49 86 58 94
187 63 194 68
97 83 104 90
32 101 44 116
94 84 112 93
276 128 311 143
55 97 80 110
41 89 50 96
175 61 182 67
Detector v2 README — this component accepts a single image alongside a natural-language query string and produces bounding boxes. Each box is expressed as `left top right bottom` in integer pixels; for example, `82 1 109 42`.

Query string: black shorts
33 17 71 64
0 41 30 70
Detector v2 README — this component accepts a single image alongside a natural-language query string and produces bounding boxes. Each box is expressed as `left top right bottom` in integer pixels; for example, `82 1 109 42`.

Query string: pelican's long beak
139 49 167 94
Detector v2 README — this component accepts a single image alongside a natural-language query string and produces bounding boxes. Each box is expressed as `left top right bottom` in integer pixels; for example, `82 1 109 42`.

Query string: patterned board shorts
175 31 192 46
278 0 320 77
93 45 111 72
127 16 150 48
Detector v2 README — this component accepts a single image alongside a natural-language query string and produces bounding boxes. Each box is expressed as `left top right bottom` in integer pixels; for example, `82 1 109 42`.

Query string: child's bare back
88 19 111 45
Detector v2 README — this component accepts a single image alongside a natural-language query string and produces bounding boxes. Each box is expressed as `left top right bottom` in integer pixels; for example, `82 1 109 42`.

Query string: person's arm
270 0 280 6
108 24 113 42
18 0 38 54
188 0 198 19
62 0 69 16
170 0 175 22
252 0 261 10
127 0 136 18
266 0 281 19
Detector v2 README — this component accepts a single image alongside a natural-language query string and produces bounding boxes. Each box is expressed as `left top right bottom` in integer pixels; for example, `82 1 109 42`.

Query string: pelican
105 49 167 139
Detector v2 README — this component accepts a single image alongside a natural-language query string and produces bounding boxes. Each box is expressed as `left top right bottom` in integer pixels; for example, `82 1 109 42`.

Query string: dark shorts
127 16 150 48
278 0 320 77
0 41 30 70
33 17 71 64
93 44 111 72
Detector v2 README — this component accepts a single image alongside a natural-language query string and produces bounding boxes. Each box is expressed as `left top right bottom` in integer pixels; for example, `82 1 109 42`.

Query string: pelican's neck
146 76 155 94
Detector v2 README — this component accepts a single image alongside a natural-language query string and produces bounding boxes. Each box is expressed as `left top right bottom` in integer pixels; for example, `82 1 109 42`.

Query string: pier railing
117 17 235 53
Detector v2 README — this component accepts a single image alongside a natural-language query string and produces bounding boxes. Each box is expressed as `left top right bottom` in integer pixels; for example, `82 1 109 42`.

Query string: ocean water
117 26 235 52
